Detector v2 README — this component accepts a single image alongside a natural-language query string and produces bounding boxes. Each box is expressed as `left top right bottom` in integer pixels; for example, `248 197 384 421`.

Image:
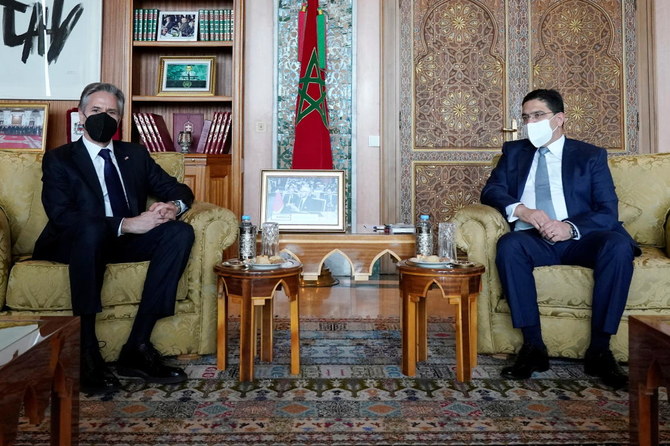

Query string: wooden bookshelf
125 0 244 221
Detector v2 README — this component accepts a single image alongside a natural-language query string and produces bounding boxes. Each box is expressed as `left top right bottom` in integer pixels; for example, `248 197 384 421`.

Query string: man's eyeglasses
521 111 555 124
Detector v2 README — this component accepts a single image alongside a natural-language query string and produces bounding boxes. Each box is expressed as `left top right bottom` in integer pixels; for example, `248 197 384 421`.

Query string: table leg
216 278 228 370
417 295 427 362
454 277 473 382
289 291 301 375
470 293 478 368
260 298 274 363
239 281 255 382
401 288 418 376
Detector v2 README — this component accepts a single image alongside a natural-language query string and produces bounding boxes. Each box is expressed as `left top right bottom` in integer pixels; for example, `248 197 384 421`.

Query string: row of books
200 111 233 154
199 9 235 41
133 9 234 42
133 9 159 41
132 112 173 152
132 111 233 154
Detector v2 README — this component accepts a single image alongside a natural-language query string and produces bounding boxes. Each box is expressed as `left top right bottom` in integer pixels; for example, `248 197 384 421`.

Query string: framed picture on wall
0 0 102 99
157 56 216 96
157 11 198 41
0 103 49 151
260 170 346 232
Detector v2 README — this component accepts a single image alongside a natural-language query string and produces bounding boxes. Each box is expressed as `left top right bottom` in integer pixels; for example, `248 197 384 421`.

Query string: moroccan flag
291 0 333 169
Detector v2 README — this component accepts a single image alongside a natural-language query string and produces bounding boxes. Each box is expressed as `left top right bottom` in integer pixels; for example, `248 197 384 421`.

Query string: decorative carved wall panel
531 0 628 151
413 0 506 150
398 0 638 225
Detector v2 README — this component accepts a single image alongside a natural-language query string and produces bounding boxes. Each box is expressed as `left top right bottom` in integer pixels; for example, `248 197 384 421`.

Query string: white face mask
526 116 557 148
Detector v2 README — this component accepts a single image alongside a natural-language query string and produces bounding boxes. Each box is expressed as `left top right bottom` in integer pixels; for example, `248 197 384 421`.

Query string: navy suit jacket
480 138 639 253
34 139 194 256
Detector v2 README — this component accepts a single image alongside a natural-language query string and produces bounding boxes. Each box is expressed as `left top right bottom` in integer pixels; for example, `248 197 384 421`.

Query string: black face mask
84 113 119 143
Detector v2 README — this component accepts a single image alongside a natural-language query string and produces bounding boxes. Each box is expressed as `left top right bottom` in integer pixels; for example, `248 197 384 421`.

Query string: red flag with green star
291 0 333 169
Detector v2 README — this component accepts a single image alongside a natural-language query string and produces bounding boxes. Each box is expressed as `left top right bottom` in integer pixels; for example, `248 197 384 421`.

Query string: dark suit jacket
34 139 194 256
480 138 639 252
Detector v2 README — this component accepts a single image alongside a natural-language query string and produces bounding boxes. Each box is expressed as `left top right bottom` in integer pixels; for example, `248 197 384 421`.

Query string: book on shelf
195 119 212 153
146 113 173 152
132 112 174 152
133 8 233 42
172 113 204 152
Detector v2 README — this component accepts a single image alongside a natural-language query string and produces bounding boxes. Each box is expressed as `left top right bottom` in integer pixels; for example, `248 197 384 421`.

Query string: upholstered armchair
0 150 238 360
452 153 670 361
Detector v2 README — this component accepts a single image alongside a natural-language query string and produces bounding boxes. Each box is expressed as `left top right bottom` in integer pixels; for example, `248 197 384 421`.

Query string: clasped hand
121 202 178 234
516 205 571 242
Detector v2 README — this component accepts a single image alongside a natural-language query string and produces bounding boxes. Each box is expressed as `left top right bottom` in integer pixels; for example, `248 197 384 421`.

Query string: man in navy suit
33 83 195 394
480 89 639 389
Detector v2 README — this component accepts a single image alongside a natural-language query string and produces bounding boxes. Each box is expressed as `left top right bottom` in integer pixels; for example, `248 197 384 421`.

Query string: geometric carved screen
531 0 632 151
413 0 506 150
399 0 638 224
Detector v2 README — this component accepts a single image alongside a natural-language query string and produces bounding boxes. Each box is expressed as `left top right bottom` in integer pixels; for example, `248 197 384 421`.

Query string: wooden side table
0 316 79 446
397 260 485 382
629 315 670 446
214 261 302 382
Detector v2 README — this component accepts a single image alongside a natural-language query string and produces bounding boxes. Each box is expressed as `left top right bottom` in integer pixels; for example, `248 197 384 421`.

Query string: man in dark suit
480 89 639 389
33 83 195 394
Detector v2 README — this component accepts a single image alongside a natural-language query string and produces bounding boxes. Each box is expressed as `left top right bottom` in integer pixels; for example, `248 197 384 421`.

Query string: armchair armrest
452 203 509 312
0 207 10 308
179 200 238 354
665 208 670 257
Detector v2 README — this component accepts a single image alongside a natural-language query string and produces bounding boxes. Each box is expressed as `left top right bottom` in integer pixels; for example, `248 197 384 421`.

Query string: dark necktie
535 147 556 220
98 148 130 217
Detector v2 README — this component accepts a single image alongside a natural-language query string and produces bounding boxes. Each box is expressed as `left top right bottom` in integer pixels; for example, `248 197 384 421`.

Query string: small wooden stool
397 260 484 381
214 261 302 381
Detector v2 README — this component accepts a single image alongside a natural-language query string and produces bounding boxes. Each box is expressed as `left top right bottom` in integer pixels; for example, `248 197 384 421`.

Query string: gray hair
79 82 125 115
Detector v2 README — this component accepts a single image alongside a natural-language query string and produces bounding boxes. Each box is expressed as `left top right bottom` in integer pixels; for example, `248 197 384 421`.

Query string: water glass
261 222 280 257
438 222 457 262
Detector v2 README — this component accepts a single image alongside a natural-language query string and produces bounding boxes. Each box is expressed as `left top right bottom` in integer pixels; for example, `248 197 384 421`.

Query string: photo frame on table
260 170 345 232
157 56 216 96
157 11 198 41
0 103 49 151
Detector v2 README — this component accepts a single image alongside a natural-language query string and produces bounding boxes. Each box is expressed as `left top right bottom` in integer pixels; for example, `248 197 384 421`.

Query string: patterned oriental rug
14 318 670 446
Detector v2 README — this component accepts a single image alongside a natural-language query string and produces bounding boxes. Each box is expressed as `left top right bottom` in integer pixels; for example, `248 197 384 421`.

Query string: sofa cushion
609 153 670 247
494 247 670 316
5 259 188 311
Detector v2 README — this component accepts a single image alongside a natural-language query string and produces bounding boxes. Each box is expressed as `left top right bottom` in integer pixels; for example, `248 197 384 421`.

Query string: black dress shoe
81 346 121 394
584 348 628 389
501 343 550 379
116 342 187 384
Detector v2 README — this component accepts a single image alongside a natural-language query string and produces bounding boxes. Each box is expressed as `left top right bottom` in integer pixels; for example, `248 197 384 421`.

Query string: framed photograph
0 0 102 99
157 56 216 96
157 11 198 41
0 103 49 151
260 169 346 232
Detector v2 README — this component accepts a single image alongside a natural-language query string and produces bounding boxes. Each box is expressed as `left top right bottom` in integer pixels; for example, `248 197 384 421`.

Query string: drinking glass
438 222 457 262
261 222 280 257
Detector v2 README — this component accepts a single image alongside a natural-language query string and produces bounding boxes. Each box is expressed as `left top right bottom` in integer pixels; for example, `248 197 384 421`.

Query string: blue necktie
98 149 130 217
535 147 556 220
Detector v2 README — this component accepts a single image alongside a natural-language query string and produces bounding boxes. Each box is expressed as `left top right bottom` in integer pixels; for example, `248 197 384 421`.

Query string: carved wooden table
0 316 79 446
215 261 302 382
397 260 484 382
629 315 670 446
276 226 415 282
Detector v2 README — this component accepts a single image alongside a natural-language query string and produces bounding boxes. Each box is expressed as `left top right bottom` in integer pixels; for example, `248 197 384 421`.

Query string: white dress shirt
507 135 569 229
